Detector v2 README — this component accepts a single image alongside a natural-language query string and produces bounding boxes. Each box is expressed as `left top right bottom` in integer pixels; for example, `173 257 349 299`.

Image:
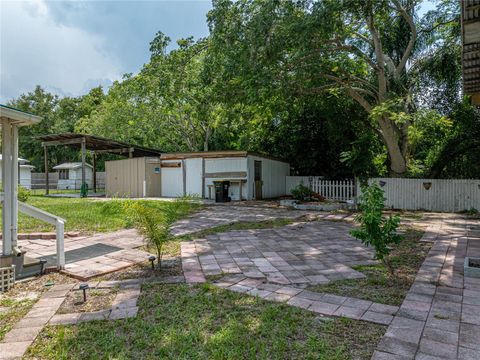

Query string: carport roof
37 133 162 157
0 104 42 126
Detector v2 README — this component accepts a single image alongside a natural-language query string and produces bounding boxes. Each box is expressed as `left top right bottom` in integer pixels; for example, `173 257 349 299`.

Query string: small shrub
351 183 401 274
124 199 188 268
17 186 31 202
291 182 313 201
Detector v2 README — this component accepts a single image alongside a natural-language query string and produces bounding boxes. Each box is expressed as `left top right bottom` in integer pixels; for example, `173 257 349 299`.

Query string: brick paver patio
170 204 323 236
373 214 480 360
181 220 376 285
16 229 153 280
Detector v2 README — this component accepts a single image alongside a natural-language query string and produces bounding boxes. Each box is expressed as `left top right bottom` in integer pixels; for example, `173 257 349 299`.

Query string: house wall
57 167 93 190
185 158 203 196
247 156 290 199
204 157 248 200
19 167 33 189
0 165 33 189
161 160 184 197
105 158 146 197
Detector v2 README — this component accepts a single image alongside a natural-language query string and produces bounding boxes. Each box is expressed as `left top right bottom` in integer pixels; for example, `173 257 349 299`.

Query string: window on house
59 169 69 180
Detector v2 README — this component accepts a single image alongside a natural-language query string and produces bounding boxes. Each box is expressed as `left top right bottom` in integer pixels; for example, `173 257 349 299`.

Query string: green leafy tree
351 183 401 274
207 0 460 176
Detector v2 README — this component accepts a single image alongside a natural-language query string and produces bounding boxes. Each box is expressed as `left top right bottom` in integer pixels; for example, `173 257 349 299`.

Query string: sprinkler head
79 283 89 302
148 255 156 270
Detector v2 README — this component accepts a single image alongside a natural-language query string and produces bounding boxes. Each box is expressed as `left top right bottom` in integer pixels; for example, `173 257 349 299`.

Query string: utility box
105 157 161 198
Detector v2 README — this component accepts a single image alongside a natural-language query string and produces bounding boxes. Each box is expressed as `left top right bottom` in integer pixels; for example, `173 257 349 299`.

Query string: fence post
56 219 65 269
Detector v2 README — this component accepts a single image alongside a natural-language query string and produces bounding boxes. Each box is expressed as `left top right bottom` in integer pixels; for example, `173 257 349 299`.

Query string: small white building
105 151 290 200
53 162 93 190
0 155 35 189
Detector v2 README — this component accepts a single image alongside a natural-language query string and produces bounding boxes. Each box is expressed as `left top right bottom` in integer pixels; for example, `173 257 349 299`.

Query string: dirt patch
97 260 183 281
57 287 118 314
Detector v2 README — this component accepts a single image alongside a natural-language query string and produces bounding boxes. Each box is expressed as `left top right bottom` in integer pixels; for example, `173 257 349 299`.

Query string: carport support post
81 138 86 190
2 119 13 256
92 152 97 193
44 145 49 195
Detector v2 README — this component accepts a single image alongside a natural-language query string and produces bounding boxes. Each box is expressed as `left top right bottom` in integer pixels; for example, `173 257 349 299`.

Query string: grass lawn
26 283 385 360
308 229 430 306
0 196 201 234
0 273 72 341
0 297 36 341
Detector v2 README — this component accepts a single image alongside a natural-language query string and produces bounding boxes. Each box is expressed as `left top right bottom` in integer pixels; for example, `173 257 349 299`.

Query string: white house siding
247 155 290 199
364 178 480 212
0 161 34 189
57 168 93 190
19 166 33 189
185 158 203 196
204 157 248 200
161 160 184 197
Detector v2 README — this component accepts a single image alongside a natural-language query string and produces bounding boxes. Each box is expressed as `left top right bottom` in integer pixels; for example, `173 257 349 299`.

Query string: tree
207 0 460 176
351 183 401 274
78 34 220 152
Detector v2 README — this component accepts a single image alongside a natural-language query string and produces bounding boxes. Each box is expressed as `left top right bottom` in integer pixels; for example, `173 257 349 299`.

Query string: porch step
16 256 44 280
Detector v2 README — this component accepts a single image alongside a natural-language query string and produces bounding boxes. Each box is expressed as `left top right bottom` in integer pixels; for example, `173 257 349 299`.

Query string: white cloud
0 0 122 102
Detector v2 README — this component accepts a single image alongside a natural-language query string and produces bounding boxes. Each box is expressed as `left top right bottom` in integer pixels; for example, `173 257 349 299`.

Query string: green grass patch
308 229 430 306
0 197 200 234
0 297 36 340
179 218 298 241
26 283 385 360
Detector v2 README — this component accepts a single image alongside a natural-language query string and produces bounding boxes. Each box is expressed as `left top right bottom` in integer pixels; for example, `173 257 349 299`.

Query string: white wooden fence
286 176 480 212
364 178 480 212
285 176 355 202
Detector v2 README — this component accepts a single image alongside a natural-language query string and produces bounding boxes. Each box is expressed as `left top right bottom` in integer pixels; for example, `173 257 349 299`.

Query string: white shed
160 151 290 200
0 155 35 189
53 162 93 190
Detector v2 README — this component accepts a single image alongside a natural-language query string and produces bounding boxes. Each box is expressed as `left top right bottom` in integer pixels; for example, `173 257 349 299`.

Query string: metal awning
0 104 42 126
37 133 162 157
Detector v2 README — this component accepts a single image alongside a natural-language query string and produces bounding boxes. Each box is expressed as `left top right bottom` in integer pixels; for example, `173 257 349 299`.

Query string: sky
0 0 438 104
0 0 212 103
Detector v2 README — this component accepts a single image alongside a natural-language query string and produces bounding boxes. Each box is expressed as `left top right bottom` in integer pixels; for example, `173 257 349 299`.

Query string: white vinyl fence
286 176 355 202
364 178 480 212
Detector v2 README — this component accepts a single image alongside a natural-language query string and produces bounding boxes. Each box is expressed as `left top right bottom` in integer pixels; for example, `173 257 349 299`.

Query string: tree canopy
6 0 479 178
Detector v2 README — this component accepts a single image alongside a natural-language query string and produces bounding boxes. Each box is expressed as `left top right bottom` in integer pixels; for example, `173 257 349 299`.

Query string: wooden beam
93 152 97 193
41 138 84 147
160 162 181 168
94 147 134 155
204 171 247 178
44 145 49 195
81 138 86 190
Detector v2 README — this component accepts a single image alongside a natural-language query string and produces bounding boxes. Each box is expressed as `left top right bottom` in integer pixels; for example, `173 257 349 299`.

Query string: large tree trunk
378 117 407 176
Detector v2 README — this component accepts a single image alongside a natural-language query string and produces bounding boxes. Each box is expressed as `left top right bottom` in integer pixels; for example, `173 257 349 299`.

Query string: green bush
124 199 188 269
350 183 401 274
291 182 313 201
17 186 31 202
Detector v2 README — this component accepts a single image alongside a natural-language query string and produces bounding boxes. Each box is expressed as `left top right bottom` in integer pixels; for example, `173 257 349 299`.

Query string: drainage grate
41 243 123 265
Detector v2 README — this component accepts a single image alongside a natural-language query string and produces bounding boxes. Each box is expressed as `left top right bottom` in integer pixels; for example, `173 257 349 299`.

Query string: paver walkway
17 229 153 280
0 283 75 360
212 274 400 325
0 276 184 359
181 220 376 284
372 214 480 360
170 204 322 236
